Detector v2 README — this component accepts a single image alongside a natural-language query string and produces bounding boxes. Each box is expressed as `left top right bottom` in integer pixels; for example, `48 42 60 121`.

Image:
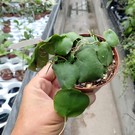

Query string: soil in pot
7 54 17 59
0 68 13 80
34 14 42 20
15 69 25 81
41 11 50 17
2 21 11 33
2 26 11 33
0 68 25 81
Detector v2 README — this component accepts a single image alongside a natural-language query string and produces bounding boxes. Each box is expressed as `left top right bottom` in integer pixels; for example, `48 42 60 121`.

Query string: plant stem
58 117 67 135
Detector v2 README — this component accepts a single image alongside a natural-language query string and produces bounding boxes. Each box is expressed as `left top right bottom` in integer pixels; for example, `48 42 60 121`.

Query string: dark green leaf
122 19 130 30
24 31 30 39
0 33 12 44
85 35 98 43
28 42 49 71
126 6 134 16
53 62 79 89
62 32 81 42
43 34 61 55
75 46 105 82
55 36 73 56
68 53 75 63
14 20 19 25
103 29 119 47
54 89 90 117
28 45 39 71
97 42 113 66
36 46 49 69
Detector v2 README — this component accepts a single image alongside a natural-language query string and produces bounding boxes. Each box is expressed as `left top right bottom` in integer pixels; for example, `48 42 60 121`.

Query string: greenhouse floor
63 0 122 135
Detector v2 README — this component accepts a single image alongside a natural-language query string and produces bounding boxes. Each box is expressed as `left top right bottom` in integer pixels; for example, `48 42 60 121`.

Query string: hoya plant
28 29 119 118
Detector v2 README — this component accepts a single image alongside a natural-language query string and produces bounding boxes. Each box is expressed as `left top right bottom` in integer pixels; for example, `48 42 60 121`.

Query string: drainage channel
64 0 99 34
68 0 91 17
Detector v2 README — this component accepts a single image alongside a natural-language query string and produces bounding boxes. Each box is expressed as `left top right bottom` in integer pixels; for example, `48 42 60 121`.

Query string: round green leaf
97 42 113 66
55 37 73 56
62 32 81 42
53 62 79 89
75 46 105 82
43 34 61 55
85 35 98 43
28 42 49 71
54 89 90 117
103 29 119 47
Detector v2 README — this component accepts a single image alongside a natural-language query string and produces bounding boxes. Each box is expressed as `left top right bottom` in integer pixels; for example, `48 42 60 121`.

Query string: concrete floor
63 0 122 135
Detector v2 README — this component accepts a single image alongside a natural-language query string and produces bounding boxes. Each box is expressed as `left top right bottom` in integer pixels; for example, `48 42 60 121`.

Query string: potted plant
2 20 11 33
121 0 135 36
32 2 48 20
28 29 119 118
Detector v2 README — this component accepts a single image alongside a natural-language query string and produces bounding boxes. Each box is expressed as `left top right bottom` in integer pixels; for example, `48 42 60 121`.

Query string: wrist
11 119 36 135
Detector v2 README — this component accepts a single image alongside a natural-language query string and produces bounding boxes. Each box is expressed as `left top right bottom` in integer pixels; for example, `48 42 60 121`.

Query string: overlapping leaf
28 41 48 71
62 32 81 42
54 89 90 117
97 42 113 66
43 34 61 55
53 62 79 89
75 46 105 83
55 36 73 56
103 29 119 47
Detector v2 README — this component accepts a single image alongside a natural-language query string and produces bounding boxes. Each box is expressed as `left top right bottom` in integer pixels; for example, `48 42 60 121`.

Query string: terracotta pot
0 68 25 81
4 13 13 17
41 12 46 17
13 14 20 17
15 70 25 81
2 26 11 33
7 54 17 59
75 34 119 93
0 68 13 80
41 11 50 17
34 14 42 20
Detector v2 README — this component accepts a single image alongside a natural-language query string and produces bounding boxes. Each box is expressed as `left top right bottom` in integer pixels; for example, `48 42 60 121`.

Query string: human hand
11 64 96 135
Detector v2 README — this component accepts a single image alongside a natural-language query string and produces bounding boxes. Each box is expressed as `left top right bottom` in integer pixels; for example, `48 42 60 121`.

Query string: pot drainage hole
0 113 9 123
8 96 16 108
0 99 6 107
8 87 19 94
0 127 4 134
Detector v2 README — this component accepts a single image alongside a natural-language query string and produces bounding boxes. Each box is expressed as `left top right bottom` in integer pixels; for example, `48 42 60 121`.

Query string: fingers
49 79 61 98
36 63 56 82
28 63 60 97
